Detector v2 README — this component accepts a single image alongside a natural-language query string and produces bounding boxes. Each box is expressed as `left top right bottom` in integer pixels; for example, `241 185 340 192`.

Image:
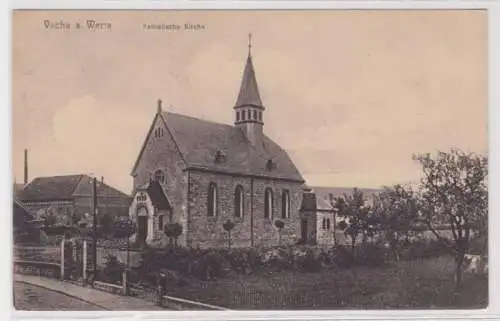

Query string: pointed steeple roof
234 35 264 109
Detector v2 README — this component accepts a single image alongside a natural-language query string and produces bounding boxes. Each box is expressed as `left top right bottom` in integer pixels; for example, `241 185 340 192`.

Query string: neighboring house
17 174 131 223
130 43 305 248
311 186 381 206
13 199 35 230
299 186 382 245
13 199 44 243
299 188 335 245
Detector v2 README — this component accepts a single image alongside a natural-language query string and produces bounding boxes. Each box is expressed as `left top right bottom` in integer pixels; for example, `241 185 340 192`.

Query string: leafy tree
43 213 57 228
71 211 83 225
372 185 419 261
113 217 136 239
99 213 114 236
413 149 488 290
274 219 285 245
164 222 183 246
223 220 235 249
334 188 376 254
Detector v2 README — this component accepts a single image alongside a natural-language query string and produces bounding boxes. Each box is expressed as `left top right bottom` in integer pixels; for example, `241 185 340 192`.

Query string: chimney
101 176 104 184
24 149 28 185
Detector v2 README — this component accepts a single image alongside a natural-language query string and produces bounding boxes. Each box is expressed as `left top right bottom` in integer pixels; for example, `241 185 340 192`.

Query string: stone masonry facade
131 114 189 246
187 170 303 248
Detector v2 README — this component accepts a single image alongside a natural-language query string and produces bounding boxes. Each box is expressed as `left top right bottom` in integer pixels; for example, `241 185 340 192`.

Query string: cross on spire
248 32 252 56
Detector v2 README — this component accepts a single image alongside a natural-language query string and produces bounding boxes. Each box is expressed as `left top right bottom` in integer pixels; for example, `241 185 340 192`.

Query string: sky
11 10 488 194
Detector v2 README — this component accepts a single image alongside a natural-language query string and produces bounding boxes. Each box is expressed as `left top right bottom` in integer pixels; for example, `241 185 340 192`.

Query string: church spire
234 34 265 149
234 33 264 109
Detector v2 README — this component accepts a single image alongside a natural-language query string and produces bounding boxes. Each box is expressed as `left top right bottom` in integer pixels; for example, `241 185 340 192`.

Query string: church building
129 40 306 248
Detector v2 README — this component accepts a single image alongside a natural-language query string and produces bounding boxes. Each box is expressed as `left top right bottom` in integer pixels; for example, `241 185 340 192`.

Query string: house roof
13 199 33 219
157 112 304 182
234 54 264 109
137 180 172 210
311 186 381 202
18 174 130 202
300 190 334 212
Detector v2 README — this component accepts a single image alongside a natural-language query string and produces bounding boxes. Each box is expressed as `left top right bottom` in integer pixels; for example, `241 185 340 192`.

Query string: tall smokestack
24 149 28 185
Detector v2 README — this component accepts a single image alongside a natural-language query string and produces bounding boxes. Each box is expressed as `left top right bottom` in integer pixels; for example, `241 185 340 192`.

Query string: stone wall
132 114 189 246
299 211 317 244
315 211 335 245
187 170 304 248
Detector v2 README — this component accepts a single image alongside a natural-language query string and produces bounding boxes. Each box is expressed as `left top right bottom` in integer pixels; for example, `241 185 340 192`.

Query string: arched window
154 127 163 138
281 190 290 219
234 185 244 218
253 110 257 120
154 170 165 184
264 188 273 219
247 109 251 120
326 219 331 230
242 110 246 121
258 111 262 121
236 111 240 122
207 183 218 217
322 218 326 230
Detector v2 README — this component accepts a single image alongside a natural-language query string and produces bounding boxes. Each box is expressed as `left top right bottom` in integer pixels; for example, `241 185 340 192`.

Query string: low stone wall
14 260 61 279
93 280 126 296
161 295 230 310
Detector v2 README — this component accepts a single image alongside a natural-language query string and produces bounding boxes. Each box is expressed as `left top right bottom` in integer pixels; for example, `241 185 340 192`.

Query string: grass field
167 255 488 309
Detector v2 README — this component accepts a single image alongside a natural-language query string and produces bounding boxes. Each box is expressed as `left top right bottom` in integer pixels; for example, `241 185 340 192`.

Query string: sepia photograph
11 9 488 311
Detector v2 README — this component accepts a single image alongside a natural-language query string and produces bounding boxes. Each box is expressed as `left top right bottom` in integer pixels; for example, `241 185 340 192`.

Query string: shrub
99 254 126 284
354 243 388 267
226 247 261 274
468 234 487 256
331 244 354 268
400 238 449 260
295 247 323 272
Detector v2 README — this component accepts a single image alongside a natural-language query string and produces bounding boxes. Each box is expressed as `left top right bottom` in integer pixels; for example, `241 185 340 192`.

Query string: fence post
60 239 65 280
82 240 88 285
122 270 128 296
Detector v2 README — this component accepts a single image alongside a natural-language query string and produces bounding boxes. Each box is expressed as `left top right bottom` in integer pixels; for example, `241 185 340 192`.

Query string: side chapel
129 38 307 248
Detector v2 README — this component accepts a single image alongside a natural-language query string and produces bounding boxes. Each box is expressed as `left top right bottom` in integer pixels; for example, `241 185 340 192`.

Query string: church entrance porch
128 180 173 247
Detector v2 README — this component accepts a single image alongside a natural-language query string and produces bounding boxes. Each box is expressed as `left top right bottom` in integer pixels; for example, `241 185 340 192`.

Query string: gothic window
253 110 257 120
322 218 326 230
264 188 273 219
327 218 331 230
236 111 240 122
154 127 164 138
207 183 218 217
242 110 246 121
234 185 244 218
247 109 251 120
281 190 290 219
154 170 165 184
258 111 262 121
